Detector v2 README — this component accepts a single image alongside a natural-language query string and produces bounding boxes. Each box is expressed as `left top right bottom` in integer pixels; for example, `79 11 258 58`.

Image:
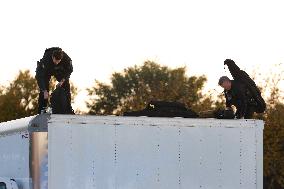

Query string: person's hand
56 79 65 88
43 90 49 99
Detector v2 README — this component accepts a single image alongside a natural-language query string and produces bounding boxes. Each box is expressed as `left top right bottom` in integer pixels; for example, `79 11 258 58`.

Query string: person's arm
57 53 73 88
36 49 53 90
35 60 47 91
235 84 248 119
62 52 73 81
35 60 50 99
224 91 232 109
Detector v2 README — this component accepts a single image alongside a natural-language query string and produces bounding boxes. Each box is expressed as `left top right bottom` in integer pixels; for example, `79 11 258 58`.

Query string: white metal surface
0 133 29 178
0 126 30 189
0 116 35 136
0 116 43 189
48 115 264 189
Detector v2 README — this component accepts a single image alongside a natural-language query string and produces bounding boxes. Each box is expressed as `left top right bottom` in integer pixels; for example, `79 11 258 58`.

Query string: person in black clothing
218 76 256 119
36 47 73 114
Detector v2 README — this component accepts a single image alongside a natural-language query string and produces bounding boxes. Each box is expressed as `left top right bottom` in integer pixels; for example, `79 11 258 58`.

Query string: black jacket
36 47 73 91
224 80 252 119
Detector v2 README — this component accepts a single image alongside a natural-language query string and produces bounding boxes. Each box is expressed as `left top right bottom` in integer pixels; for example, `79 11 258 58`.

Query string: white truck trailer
0 114 263 189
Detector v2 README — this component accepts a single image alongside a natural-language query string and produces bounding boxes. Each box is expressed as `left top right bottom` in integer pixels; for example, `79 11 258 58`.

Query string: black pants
38 78 72 114
244 106 256 119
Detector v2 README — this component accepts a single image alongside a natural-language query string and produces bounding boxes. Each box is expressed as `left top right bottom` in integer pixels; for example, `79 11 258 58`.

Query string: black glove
224 59 235 65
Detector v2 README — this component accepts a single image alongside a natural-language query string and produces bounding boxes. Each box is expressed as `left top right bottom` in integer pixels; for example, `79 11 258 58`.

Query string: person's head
52 48 63 65
218 76 231 90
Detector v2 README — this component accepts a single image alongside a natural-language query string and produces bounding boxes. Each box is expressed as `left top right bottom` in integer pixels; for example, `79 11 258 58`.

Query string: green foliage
0 70 38 122
87 61 210 115
0 70 78 122
260 64 284 188
263 103 284 188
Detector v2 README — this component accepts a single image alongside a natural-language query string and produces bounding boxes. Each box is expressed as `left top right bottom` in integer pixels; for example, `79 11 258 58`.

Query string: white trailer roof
0 116 35 136
47 114 264 128
0 114 264 136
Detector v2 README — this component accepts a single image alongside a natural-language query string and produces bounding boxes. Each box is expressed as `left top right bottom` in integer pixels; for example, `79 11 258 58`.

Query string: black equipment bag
225 59 266 113
123 101 199 118
50 87 70 114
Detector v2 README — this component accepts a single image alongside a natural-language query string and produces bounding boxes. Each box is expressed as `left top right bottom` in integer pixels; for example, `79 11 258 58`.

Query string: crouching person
218 76 257 119
35 47 74 114
218 59 266 119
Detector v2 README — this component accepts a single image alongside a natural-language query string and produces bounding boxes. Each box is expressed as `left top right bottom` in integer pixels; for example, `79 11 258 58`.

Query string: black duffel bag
50 87 70 114
123 101 199 118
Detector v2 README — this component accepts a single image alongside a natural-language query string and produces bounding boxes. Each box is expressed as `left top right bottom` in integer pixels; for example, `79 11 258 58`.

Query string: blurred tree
0 70 38 122
263 103 284 189
0 86 4 95
261 64 284 189
87 61 212 115
0 70 78 122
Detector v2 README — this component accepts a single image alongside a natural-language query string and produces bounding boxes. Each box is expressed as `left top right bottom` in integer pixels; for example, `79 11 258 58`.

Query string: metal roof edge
47 115 264 128
28 113 51 132
0 116 36 137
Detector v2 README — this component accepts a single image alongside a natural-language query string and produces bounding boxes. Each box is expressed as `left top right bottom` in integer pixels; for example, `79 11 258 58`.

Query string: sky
0 0 283 111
